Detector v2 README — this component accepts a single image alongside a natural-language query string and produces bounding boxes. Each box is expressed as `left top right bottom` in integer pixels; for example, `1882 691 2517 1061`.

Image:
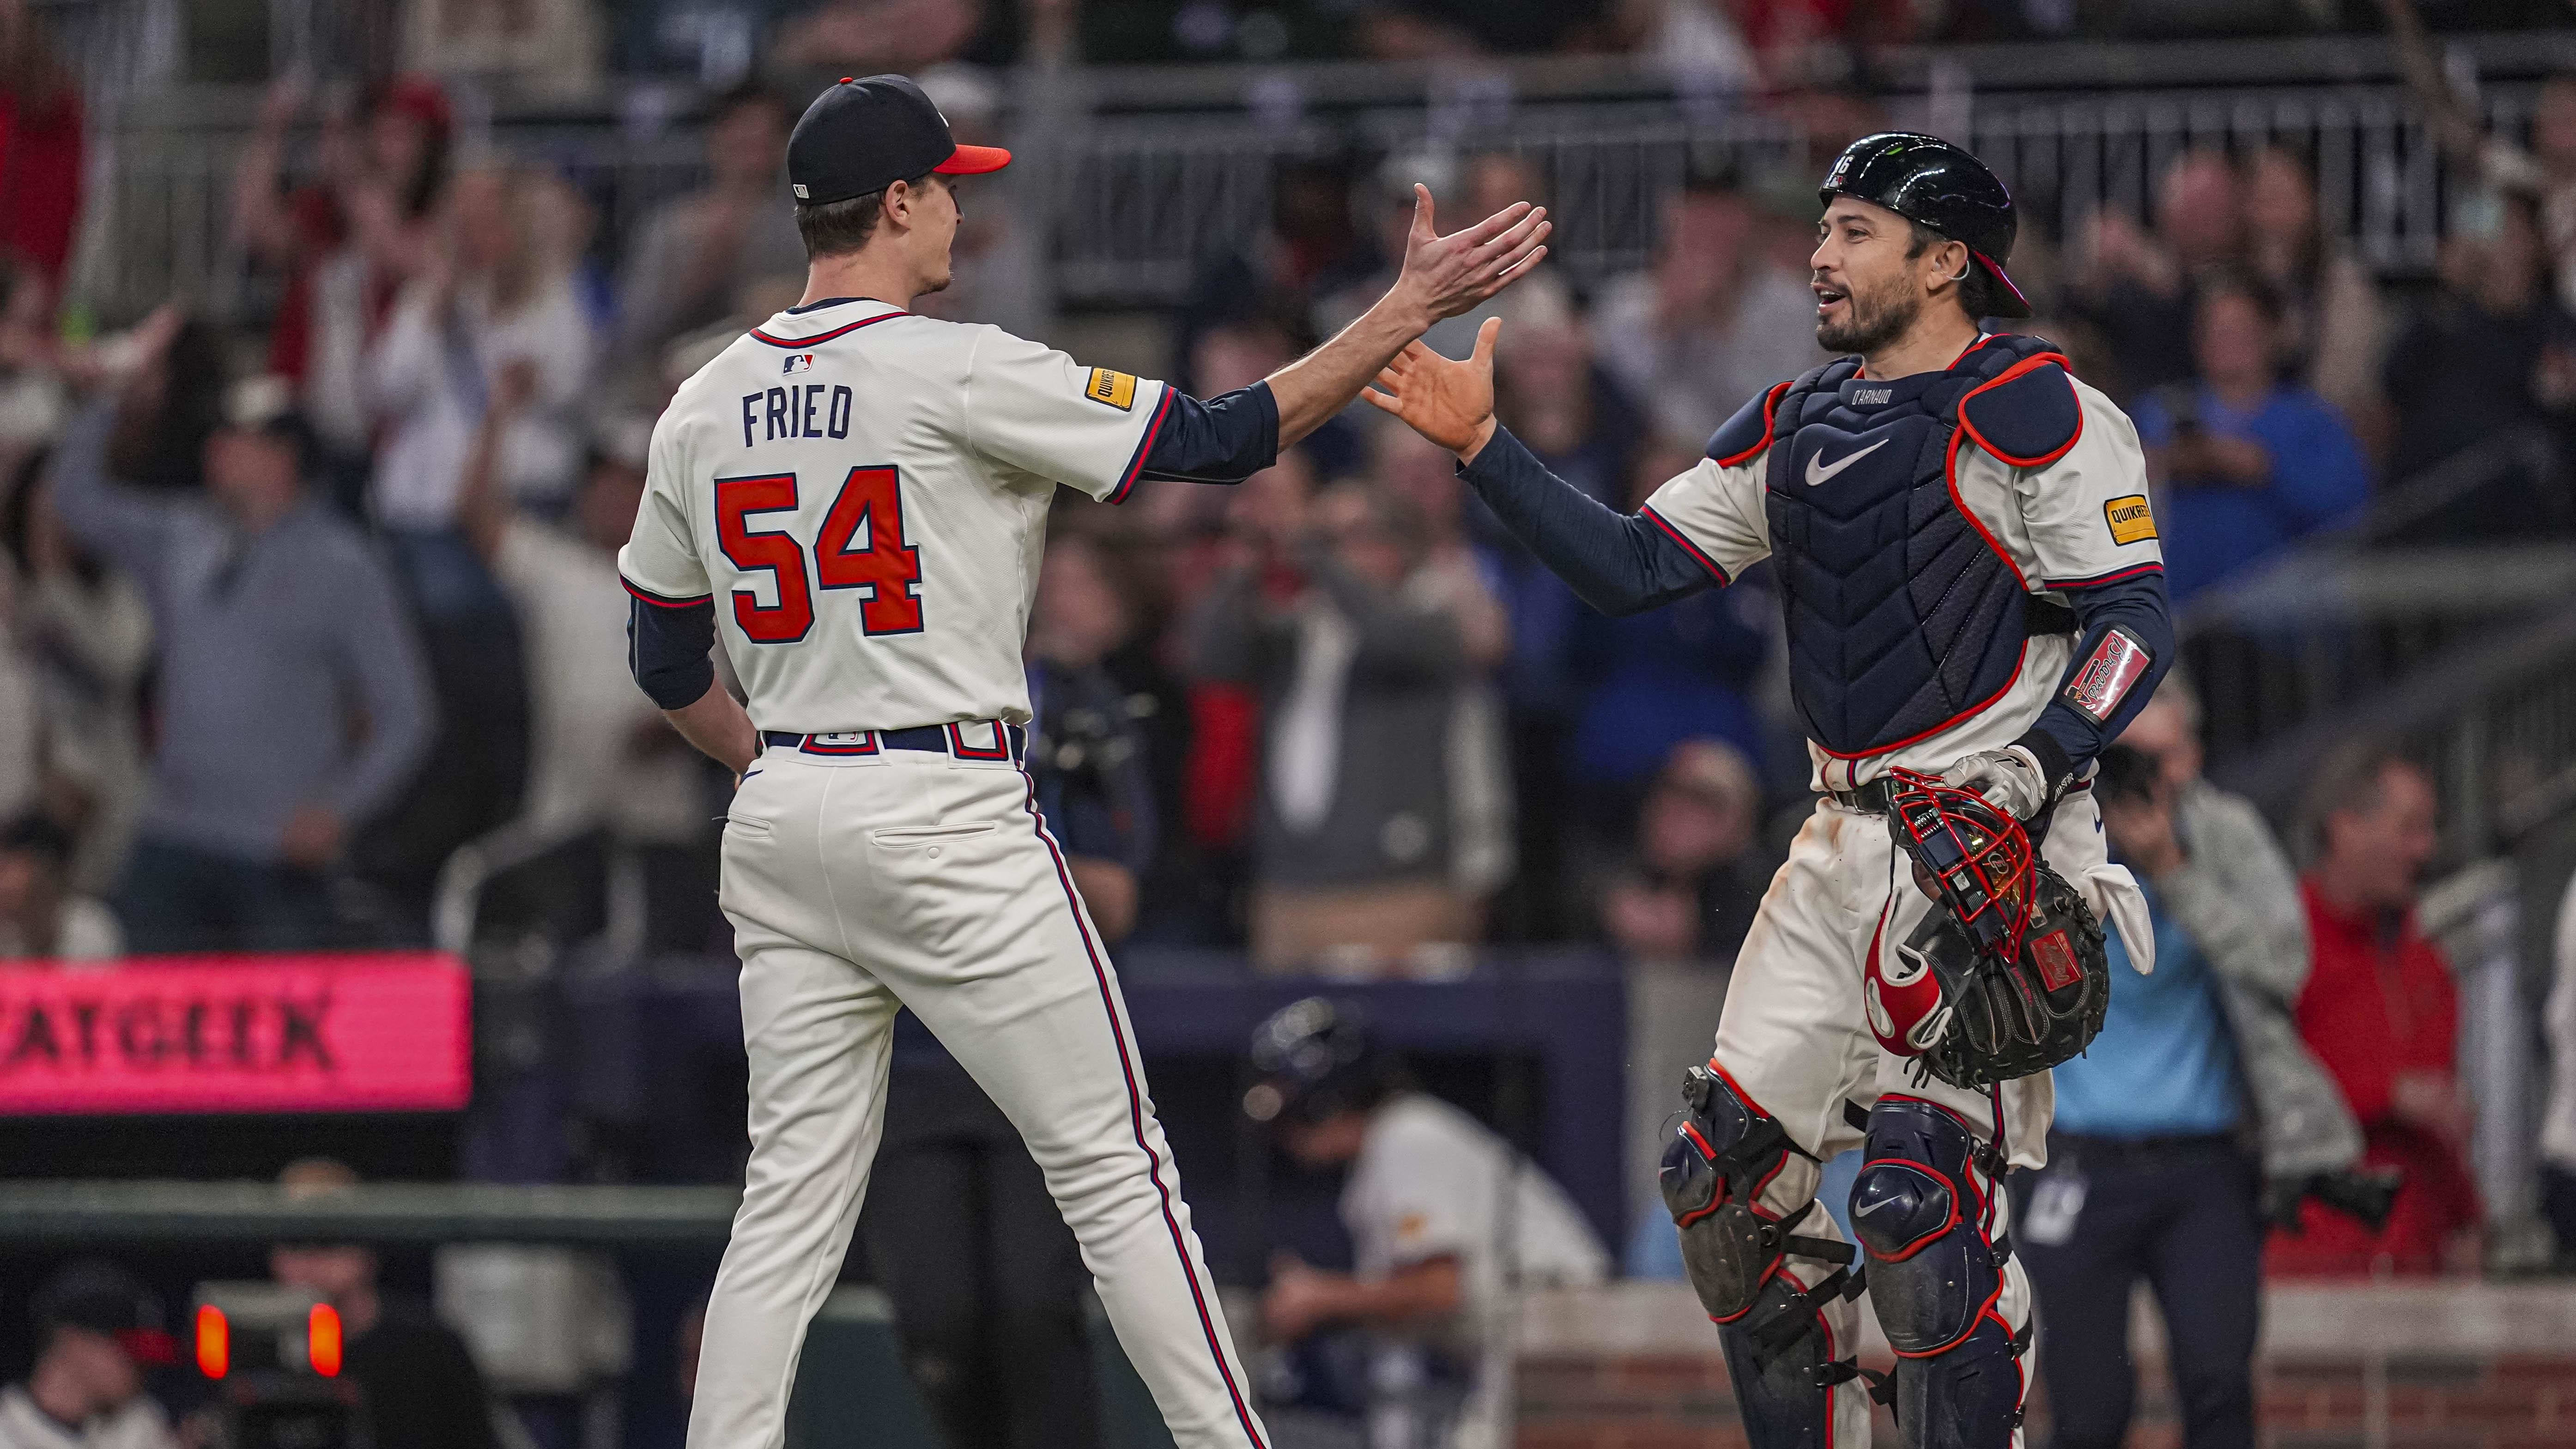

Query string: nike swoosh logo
1804 438 1889 486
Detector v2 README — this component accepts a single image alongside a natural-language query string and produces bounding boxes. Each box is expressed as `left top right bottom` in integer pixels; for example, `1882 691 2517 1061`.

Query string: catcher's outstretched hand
1388 185 1551 325
1363 317 1502 460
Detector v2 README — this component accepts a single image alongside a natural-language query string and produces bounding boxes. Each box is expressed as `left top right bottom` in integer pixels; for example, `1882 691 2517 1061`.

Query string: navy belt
1830 774 2090 815
762 721 1024 762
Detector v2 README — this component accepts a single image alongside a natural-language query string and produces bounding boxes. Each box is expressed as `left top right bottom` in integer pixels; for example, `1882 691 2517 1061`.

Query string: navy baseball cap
787 74 1012 207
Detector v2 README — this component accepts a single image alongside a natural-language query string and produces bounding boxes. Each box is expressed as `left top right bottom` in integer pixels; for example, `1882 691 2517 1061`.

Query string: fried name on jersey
741 383 857 449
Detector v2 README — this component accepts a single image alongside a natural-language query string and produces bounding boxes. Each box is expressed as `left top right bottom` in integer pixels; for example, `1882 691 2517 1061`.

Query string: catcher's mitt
1867 769 2110 1090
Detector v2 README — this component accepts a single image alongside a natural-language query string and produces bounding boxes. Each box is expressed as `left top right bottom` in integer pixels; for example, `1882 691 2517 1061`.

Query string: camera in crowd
191 1282 367 1449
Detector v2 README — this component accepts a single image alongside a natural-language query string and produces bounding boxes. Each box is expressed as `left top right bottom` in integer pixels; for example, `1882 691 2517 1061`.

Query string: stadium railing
69 32 2576 321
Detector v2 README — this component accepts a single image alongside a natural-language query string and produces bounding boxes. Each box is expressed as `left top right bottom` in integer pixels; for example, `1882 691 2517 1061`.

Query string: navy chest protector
1708 333 2082 758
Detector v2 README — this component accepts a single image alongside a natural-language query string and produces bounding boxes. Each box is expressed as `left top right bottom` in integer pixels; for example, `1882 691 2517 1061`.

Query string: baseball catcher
1364 133 2169 1446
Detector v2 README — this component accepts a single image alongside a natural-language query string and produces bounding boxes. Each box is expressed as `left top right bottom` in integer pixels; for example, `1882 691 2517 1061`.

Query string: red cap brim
934 144 1012 176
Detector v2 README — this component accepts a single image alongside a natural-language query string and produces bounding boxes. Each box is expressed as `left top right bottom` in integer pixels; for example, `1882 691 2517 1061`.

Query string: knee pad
1849 1098 2008 1358
1659 1066 1837 1323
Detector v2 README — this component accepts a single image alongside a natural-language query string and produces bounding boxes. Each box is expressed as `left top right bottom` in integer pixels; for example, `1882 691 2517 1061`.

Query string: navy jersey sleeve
1133 382 1280 485
2015 570 2174 783
1456 425 1718 616
628 592 719 709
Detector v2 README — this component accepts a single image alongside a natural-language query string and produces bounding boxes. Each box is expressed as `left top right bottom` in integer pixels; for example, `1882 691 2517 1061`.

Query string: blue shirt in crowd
2050 883 2245 1139
2128 383 2370 604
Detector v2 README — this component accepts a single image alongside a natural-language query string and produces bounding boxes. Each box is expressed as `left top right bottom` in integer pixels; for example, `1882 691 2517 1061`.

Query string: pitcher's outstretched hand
1388 186 1550 325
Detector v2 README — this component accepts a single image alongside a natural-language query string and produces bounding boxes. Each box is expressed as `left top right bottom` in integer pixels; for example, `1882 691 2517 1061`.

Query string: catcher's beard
1817 268 1923 356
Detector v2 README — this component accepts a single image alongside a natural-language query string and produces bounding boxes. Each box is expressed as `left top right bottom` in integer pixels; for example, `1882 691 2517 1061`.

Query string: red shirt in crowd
0 85 84 283
2269 876 2482 1274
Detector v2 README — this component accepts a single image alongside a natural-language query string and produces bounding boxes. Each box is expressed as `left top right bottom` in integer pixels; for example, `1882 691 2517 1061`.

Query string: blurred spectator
1595 739 1766 964
233 77 454 491
50 336 434 954
270 1159 503 1449
0 259 65 453
1368 423 1511 672
1188 466 1504 971
2130 273 2370 604
0 814 118 961
1248 999 1608 1449
1315 152 1573 364
2073 148 2242 397
401 0 604 92
2106 684 2377 1209
612 80 805 374
2544 868 2576 1261
370 162 597 528
0 0 83 287
2017 700 2308 1449
2277 747 2482 1275
1591 164 1824 445
1612 0 1756 86
910 67 1051 338
2481 74 2576 315
1180 158 1376 392
1024 535 1161 937
457 380 713 945
854 538 1159 1449
2241 145 2387 430
0 1261 179 1449
2383 4 2576 314
3 455 152 891
2380 191 2576 534
1564 443 1770 816
774 0 989 71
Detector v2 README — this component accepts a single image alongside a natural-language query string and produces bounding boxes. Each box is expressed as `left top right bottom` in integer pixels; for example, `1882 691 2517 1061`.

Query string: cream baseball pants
686 737 1270 1449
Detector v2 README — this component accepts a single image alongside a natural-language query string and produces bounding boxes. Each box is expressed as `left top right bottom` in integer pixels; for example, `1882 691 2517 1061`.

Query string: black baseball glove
1882 771 2112 1091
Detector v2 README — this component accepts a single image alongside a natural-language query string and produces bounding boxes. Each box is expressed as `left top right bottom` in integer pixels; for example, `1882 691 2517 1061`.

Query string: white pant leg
1705 803 1884 1442
684 927 902 1449
715 752 1269 1449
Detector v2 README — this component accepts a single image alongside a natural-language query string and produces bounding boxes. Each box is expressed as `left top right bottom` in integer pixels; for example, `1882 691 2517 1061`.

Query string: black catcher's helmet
1243 997 1403 1127
1820 132 2031 318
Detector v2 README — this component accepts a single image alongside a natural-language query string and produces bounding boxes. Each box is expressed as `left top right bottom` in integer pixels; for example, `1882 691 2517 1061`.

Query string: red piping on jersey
1106 387 1177 505
1016 771 1270 1449
2044 561 2163 590
1956 352 2082 469
1808 642 2029 762
746 309 909 348
1712 381 1791 468
620 577 712 608
1640 504 1732 585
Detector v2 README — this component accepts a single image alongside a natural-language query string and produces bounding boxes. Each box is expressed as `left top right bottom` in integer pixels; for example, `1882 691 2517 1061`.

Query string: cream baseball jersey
1639 362 2161 793
618 297 1174 733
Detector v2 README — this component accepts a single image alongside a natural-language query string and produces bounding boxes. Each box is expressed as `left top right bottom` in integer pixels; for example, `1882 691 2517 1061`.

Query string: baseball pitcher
618 76 1549 1449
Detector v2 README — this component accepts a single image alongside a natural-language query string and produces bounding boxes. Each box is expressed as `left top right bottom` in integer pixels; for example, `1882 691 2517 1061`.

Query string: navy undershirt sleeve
2015 570 2174 782
628 594 719 709
1456 424 1716 616
1137 381 1279 485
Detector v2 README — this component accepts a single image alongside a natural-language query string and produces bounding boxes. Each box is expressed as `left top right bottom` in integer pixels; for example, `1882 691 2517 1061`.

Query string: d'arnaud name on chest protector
1716 333 2080 758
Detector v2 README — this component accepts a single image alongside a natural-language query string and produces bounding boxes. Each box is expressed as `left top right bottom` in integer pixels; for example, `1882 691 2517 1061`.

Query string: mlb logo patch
784 354 816 375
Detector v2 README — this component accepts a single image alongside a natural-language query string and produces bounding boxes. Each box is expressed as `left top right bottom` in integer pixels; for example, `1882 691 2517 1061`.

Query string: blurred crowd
0 0 2564 1384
